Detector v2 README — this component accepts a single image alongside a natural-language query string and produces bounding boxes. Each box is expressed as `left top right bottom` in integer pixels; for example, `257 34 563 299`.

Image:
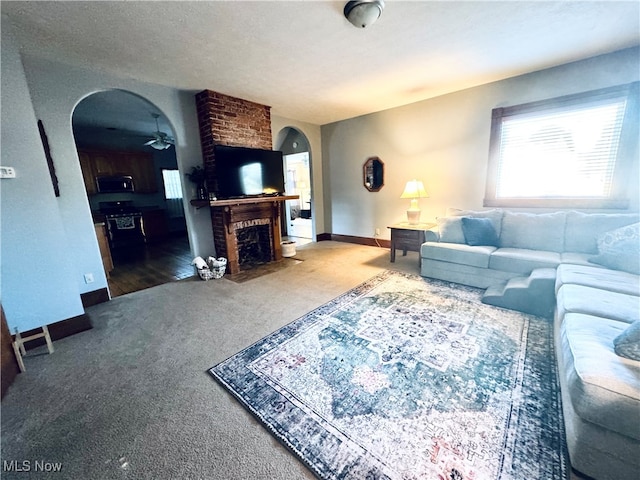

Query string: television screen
214 145 285 199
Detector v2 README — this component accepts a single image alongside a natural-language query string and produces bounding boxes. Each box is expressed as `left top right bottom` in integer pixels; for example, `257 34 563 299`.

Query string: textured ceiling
3 1 639 132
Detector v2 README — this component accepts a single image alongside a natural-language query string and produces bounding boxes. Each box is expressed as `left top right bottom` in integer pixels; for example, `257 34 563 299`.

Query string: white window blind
485 82 637 209
496 99 627 198
162 169 183 199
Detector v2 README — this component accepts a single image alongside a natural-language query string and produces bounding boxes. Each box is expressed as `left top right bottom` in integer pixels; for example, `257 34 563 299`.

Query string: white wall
322 47 640 240
1 18 84 332
271 116 324 236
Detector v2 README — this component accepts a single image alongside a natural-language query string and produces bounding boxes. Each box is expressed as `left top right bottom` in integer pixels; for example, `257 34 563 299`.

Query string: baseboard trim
327 234 390 249
15 314 92 350
316 233 332 242
81 287 110 307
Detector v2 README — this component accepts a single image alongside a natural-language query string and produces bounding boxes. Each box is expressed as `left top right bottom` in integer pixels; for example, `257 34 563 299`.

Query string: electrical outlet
84 273 94 284
375 228 380 237
0 166 16 178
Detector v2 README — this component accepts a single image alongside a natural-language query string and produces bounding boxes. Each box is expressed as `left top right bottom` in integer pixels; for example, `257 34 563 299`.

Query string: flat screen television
214 145 285 199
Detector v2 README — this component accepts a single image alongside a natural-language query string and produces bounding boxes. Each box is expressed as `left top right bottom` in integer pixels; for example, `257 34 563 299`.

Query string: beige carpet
0 241 584 480
225 257 303 283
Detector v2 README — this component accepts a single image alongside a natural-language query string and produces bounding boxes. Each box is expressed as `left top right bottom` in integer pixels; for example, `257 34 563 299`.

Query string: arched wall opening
275 126 315 242
72 89 193 297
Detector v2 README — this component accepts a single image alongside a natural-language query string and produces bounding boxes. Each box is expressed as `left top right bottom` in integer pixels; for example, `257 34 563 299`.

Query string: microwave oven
96 175 135 193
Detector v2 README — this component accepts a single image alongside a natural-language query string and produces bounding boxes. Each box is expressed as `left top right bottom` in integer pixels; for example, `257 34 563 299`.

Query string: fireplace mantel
191 195 299 274
190 195 299 208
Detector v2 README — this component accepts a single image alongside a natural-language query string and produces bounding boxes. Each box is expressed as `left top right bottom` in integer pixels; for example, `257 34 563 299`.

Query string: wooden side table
388 222 436 267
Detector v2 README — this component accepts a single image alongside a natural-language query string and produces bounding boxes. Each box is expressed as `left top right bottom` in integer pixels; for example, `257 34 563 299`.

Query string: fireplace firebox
236 223 273 267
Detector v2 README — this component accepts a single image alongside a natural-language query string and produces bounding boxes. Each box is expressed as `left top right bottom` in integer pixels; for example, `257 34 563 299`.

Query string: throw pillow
437 217 465 244
613 320 640 361
589 223 640 275
461 217 499 247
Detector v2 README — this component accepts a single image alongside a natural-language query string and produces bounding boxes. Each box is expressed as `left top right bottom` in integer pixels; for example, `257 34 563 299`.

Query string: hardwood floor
107 234 313 297
107 234 194 297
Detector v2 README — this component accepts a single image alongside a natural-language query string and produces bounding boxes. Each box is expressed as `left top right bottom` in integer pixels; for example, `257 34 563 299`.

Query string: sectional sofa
419 208 640 480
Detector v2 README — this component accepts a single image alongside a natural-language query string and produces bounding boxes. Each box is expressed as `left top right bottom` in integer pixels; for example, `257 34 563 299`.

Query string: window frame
161 168 183 200
484 82 638 209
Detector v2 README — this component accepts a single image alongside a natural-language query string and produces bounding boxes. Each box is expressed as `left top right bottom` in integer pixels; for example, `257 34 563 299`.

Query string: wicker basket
207 257 227 279
196 266 216 281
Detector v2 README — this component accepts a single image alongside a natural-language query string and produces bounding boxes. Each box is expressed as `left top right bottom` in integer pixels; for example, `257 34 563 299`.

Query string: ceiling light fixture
344 0 384 28
144 113 174 150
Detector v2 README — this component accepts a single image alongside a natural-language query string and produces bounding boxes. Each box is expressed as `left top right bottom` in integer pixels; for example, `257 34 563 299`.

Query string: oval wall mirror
363 157 384 192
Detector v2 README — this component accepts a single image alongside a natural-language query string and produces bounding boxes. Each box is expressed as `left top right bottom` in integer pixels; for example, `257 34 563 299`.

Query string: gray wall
1 16 211 333
321 47 640 240
1 19 85 331
0 17 320 334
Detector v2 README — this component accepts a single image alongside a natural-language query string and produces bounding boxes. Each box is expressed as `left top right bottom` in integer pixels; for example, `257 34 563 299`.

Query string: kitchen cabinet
94 223 114 277
78 151 97 194
92 152 121 176
123 153 157 193
78 149 158 194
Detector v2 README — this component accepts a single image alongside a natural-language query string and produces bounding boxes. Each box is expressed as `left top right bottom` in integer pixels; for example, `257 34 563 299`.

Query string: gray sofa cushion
591 250 640 275
500 211 567 252
560 313 640 440
560 252 598 267
614 320 640 361
555 264 640 296
565 211 639 254
489 248 561 274
421 242 496 268
437 217 465 244
556 284 640 325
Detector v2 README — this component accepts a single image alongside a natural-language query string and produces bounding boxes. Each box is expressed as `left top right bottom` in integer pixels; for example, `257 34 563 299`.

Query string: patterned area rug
210 271 568 480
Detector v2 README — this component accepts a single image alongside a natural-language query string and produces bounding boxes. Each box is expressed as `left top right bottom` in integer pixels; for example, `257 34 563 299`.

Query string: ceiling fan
144 113 174 150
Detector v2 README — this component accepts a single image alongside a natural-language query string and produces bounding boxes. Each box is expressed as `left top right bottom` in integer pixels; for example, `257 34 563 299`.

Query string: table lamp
401 179 428 224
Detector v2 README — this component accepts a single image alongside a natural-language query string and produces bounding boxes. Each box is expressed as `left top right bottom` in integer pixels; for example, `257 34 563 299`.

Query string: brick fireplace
209 199 286 274
195 90 287 274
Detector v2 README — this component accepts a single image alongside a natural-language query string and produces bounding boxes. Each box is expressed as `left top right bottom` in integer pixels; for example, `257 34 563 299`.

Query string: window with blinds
162 169 183 200
484 82 638 208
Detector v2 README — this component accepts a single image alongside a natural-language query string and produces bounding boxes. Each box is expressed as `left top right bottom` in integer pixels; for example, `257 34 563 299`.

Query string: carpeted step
482 268 557 318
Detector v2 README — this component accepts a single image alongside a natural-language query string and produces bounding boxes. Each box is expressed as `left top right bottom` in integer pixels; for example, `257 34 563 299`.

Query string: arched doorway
72 90 193 297
275 127 314 245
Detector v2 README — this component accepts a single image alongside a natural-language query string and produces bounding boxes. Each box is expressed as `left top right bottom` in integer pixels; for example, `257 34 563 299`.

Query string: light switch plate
0 166 16 178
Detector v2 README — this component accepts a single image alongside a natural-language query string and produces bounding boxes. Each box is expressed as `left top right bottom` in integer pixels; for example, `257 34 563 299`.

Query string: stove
99 200 142 216
99 201 145 250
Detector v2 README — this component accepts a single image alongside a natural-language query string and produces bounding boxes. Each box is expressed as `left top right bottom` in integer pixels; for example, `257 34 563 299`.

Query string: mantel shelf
190 195 299 208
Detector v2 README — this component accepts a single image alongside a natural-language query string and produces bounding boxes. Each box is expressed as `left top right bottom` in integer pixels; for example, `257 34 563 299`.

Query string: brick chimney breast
194 90 277 274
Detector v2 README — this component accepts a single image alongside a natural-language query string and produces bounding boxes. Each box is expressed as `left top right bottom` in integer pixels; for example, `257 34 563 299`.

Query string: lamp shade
400 180 428 199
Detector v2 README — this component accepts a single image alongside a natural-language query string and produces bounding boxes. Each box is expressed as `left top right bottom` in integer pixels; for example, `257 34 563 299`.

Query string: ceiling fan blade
143 139 156 146
146 138 172 150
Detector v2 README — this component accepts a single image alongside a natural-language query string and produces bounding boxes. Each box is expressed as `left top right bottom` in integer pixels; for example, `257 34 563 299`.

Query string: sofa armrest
425 226 440 242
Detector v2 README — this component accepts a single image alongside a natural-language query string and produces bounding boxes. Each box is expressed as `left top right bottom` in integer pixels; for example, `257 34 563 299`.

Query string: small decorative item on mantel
186 166 207 200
